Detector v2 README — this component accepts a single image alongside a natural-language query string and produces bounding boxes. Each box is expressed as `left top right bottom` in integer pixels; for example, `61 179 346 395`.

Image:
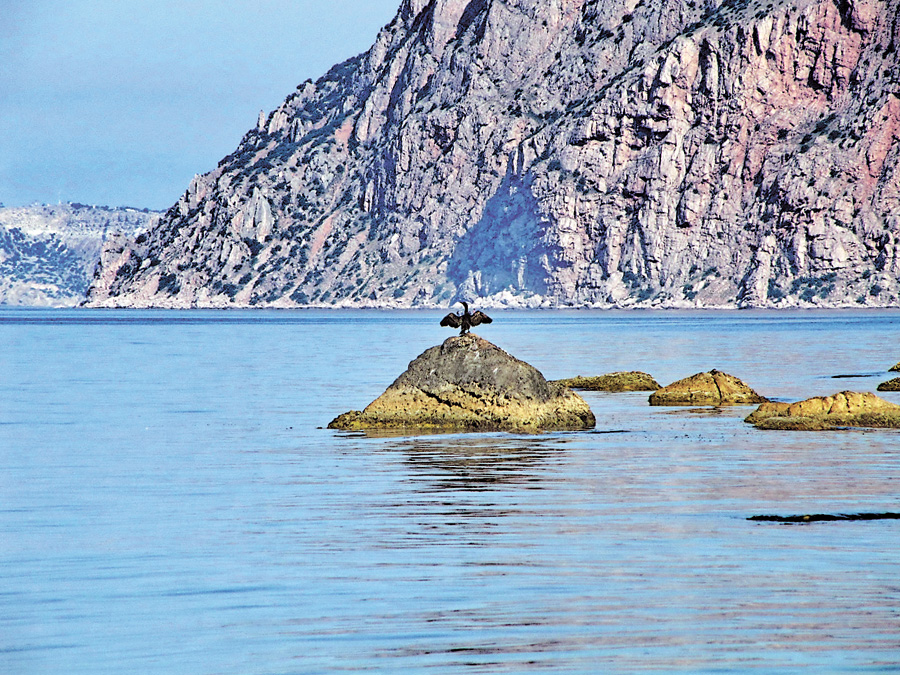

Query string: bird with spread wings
440 301 492 335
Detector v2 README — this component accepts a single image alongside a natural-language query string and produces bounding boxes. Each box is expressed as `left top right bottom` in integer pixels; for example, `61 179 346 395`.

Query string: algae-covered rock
745 391 900 430
553 372 661 392
876 377 900 392
328 334 595 433
648 370 768 406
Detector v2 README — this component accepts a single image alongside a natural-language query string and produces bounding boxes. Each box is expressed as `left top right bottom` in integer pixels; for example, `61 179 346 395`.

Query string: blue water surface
1 309 899 674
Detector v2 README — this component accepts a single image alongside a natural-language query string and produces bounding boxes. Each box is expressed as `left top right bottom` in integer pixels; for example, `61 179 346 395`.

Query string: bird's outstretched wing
469 311 492 326
440 313 462 327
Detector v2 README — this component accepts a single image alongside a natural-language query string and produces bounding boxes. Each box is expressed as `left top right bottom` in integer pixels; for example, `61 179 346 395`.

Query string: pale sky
0 0 400 210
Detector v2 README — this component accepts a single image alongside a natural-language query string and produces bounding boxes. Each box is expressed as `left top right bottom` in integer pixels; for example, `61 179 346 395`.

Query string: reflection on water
396 434 570 490
2 309 900 674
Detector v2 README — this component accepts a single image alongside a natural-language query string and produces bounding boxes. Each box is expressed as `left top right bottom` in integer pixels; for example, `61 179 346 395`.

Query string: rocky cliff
87 0 900 308
1 204 156 306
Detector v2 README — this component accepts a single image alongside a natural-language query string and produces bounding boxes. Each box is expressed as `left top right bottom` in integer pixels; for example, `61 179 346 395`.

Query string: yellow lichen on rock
745 391 900 430
553 372 661 392
649 370 768 406
877 377 900 392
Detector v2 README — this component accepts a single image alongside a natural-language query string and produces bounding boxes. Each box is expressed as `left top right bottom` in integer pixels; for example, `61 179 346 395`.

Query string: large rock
649 370 768 406
745 391 900 430
328 334 595 433
553 372 661 392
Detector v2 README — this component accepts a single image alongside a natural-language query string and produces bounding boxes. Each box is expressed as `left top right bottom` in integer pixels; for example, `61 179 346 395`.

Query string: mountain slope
0 204 156 306
87 0 900 308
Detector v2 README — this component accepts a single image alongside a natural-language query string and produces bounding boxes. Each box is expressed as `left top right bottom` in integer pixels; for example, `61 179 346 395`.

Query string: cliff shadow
447 173 558 299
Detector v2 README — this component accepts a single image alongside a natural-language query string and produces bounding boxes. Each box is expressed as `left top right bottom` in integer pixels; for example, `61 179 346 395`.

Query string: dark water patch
661 407 731 415
161 585 284 598
0 644 79 654
749 512 900 523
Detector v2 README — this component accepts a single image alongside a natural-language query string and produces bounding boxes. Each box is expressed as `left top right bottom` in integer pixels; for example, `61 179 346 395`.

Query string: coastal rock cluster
326 334 899 434
86 0 900 309
328 333 595 432
0 203 155 306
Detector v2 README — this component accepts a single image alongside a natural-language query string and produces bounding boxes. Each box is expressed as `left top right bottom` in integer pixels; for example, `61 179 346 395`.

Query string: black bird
440 301 492 335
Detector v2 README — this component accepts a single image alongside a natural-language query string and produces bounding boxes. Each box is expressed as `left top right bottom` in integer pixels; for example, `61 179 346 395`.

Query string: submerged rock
649 370 768 406
745 391 900 430
749 512 900 523
553 372 661 392
328 334 595 433
876 378 900 392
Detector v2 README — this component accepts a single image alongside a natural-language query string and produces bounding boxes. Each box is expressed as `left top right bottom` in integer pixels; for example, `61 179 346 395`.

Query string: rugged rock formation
554 371 660 391
88 0 900 309
328 333 595 432
649 369 768 405
890 361 900 372
877 377 900 391
745 390 900 428
0 204 156 306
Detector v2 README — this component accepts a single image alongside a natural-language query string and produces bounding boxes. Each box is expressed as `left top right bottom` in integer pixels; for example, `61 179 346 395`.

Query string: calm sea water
2 308 899 674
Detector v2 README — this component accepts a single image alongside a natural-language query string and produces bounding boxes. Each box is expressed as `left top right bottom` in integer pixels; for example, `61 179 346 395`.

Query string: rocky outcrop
745 390 900 429
328 333 595 432
890 362 900 372
877 377 900 391
88 0 900 309
554 372 660 391
649 369 768 405
0 203 156 306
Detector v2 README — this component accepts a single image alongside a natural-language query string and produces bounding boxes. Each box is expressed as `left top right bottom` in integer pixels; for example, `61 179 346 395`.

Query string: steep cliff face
87 0 900 308
0 204 155 306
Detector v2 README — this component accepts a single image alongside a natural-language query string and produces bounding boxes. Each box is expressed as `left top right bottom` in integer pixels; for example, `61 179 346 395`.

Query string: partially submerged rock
890 362 900 372
328 334 596 433
648 370 768 406
876 378 900 392
749 512 900 523
553 372 661 392
745 391 900 430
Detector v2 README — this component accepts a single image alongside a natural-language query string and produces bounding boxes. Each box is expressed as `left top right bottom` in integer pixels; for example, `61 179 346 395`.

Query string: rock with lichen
328 333 595 433
553 372 661 392
877 377 900 392
745 391 900 430
649 370 768 406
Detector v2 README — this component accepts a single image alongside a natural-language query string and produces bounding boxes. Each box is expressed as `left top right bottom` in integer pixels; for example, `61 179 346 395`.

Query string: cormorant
440 301 492 335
